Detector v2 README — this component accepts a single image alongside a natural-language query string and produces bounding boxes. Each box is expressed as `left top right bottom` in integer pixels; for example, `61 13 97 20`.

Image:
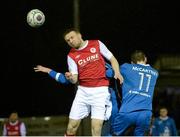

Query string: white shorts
69 86 112 120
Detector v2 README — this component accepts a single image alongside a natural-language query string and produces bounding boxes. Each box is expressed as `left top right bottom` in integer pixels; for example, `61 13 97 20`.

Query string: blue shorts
111 110 152 136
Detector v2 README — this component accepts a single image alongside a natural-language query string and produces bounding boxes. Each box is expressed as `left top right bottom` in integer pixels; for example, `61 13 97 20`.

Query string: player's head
159 107 168 118
63 28 83 49
130 50 147 64
9 112 19 123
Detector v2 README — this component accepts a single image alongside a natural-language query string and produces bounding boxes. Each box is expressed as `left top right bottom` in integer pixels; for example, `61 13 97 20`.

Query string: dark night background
1 0 180 130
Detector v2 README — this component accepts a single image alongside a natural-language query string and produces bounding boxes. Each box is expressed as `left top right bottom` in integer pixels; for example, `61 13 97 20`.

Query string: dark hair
160 107 168 111
131 50 146 63
63 28 80 38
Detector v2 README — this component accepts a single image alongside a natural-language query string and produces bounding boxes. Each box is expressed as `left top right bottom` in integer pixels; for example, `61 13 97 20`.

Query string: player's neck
9 120 18 125
137 61 146 65
160 116 168 120
78 40 88 49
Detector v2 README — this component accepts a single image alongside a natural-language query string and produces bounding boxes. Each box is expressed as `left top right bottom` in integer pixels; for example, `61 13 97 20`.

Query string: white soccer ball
27 9 45 28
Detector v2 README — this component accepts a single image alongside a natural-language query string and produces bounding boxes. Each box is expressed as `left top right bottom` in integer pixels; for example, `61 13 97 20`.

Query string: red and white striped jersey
68 40 113 87
3 121 26 136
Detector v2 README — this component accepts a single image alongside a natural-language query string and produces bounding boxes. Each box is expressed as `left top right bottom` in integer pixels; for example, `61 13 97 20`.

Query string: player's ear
78 33 82 39
144 57 147 63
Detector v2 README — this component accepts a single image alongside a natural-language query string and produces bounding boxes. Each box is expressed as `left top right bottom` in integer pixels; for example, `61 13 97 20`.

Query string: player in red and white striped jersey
63 28 123 136
3 112 26 136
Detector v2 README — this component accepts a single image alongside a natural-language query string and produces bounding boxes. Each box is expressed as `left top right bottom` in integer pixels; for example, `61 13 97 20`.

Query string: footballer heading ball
27 9 45 28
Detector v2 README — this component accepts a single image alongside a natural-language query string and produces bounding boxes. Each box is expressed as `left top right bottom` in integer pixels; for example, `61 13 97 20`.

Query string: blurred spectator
2 112 26 136
152 107 178 136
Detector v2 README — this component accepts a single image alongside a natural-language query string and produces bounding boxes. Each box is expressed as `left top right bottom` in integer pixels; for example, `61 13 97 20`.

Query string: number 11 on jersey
138 72 151 92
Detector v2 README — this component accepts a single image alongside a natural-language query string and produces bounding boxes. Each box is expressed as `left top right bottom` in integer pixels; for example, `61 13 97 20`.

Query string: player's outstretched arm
34 65 69 84
109 56 124 84
34 65 52 73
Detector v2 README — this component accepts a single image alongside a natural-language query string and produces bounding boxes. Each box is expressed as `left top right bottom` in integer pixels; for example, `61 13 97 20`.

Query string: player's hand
34 65 51 73
65 72 73 80
65 72 78 84
114 73 124 84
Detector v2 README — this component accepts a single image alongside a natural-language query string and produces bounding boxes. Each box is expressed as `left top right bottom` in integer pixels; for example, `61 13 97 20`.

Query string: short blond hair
131 50 146 64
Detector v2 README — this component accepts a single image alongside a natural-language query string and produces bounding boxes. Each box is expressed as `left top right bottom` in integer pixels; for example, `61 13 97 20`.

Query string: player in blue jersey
152 107 178 136
111 50 159 136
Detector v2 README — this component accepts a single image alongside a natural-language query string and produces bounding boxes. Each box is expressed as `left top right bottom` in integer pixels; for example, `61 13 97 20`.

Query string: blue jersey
152 117 178 136
120 63 158 112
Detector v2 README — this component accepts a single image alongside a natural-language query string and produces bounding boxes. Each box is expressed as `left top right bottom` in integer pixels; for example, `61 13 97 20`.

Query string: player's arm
109 56 123 83
34 65 52 73
34 65 70 84
2 124 7 136
20 122 26 136
171 119 178 136
99 40 123 84
66 56 79 84
49 70 70 84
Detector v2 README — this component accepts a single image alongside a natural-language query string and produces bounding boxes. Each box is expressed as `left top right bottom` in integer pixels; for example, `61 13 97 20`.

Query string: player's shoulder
168 117 175 121
86 40 99 45
88 39 99 43
147 65 159 74
120 63 132 72
121 63 131 68
68 48 78 57
151 66 158 72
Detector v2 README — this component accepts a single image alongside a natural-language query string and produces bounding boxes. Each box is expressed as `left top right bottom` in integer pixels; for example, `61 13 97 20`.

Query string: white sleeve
67 56 78 74
2 124 7 136
98 40 113 60
20 122 26 136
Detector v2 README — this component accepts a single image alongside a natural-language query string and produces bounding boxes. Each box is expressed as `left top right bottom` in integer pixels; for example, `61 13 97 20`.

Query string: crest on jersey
90 48 96 53
75 55 81 59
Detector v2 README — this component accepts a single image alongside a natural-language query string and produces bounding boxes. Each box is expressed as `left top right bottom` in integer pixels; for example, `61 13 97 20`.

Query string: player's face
64 31 82 49
160 108 168 117
9 113 18 123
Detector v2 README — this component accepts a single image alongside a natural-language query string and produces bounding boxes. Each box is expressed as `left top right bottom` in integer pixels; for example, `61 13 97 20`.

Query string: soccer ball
27 9 45 28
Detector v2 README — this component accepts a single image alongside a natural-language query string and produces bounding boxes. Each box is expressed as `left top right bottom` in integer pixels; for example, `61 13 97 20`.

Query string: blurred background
1 0 180 135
